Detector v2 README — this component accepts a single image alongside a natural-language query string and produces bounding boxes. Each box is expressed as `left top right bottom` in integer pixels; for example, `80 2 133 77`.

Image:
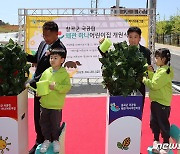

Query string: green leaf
0 39 29 96
100 41 147 96
9 38 14 44
117 142 123 149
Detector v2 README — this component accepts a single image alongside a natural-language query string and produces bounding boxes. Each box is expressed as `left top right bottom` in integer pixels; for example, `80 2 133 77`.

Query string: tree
170 15 180 34
99 41 147 96
156 15 180 35
156 21 172 35
0 20 6 26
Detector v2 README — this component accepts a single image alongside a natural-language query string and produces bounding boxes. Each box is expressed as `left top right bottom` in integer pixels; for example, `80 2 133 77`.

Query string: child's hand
36 93 40 97
99 38 105 44
142 76 147 83
147 65 154 72
49 82 56 90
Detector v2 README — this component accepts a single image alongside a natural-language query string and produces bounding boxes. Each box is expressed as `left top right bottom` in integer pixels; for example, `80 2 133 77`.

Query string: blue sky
0 0 179 24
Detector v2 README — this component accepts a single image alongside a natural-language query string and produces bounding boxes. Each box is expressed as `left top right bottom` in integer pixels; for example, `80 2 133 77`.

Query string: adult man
99 26 151 112
127 26 151 111
27 21 67 154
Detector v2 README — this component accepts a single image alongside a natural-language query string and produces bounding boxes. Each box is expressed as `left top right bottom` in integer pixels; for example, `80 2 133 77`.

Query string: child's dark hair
43 21 58 32
155 48 171 74
50 48 66 59
127 26 142 36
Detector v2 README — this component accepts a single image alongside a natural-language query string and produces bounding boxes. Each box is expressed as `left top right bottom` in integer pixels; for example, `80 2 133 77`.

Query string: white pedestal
107 95 143 154
0 89 28 154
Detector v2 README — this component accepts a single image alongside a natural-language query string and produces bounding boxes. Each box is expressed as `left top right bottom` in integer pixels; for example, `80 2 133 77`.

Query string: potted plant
99 41 147 154
0 39 30 96
0 39 30 154
99 41 147 97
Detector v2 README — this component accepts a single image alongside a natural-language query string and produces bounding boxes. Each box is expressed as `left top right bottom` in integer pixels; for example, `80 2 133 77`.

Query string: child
27 21 67 154
143 48 174 154
38 48 71 153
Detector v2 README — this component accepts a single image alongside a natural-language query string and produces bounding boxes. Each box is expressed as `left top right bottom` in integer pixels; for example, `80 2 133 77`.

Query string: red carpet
28 95 180 154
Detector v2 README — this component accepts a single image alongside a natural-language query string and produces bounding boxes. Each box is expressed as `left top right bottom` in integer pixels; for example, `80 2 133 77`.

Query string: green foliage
0 39 31 96
170 15 180 34
99 41 147 96
0 20 7 26
156 21 172 34
156 15 180 35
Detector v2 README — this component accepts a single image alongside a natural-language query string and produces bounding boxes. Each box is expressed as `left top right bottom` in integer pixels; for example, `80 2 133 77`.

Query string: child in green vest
39 48 71 153
143 48 174 154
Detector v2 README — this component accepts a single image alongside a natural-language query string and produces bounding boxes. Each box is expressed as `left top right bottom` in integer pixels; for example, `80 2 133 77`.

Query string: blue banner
109 95 143 124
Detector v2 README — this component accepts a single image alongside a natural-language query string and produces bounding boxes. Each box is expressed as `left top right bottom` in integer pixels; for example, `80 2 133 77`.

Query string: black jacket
27 39 67 88
139 45 151 65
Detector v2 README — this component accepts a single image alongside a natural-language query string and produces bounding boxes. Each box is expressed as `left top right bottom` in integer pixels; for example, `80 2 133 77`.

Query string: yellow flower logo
0 136 11 154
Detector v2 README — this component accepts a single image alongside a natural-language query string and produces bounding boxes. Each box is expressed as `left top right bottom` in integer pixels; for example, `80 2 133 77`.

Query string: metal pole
148 0 157 58
146 0 148 8
116 0 119 8
96 0 98 15
149 0 156 14
116 0 120 15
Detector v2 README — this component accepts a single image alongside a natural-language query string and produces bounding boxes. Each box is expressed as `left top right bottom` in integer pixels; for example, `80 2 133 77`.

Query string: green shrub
99 41 147 96
0 39 30 96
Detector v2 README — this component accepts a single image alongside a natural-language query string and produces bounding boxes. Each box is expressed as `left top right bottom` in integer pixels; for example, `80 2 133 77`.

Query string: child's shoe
152 141 160 153
40 140 51 153
53 140 60 153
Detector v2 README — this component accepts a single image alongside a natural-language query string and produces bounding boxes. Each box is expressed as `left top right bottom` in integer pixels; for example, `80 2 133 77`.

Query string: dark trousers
138 83 145 113
150 101 171 143
40 107 62 141
34 96 44 144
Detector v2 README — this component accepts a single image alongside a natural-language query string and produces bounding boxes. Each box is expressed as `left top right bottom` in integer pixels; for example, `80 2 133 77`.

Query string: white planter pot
106 94 143 154
0 89 28 154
